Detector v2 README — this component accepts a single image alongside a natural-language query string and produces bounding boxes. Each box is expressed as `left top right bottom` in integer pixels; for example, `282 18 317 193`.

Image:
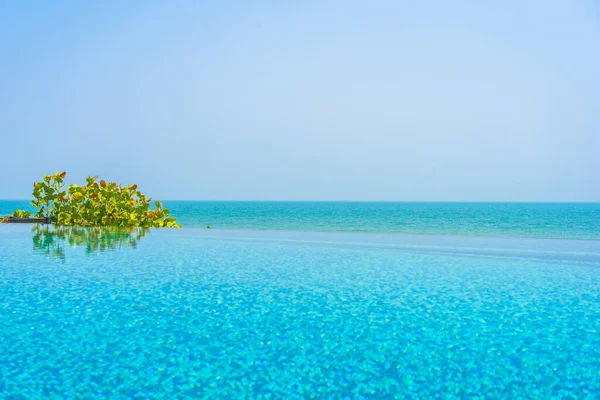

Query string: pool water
1 226 599 399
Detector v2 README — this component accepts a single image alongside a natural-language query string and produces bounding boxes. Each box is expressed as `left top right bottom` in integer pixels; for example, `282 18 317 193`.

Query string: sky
0 0 598 201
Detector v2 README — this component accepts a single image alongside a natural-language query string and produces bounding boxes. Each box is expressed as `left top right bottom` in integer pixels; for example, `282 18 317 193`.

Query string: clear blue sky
1 1 598 201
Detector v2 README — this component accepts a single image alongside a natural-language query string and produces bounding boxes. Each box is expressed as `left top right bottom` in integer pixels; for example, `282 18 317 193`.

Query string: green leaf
25 172 180 228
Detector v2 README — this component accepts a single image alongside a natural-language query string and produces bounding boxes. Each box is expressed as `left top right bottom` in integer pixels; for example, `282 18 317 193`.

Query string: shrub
12 210 31 218
3 172 180 227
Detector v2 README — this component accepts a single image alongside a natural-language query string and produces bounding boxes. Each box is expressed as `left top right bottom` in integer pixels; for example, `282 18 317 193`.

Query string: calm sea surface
2 201 600 397
2 200 599 239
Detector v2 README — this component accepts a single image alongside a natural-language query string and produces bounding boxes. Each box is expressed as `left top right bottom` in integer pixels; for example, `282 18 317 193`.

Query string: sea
1 200 599 240
2 201 600 397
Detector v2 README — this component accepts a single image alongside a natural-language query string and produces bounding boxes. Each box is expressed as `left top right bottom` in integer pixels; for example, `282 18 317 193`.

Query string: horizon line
1 199 599 204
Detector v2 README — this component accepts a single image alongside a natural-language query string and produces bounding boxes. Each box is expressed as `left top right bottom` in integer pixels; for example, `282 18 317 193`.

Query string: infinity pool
1 226 599 399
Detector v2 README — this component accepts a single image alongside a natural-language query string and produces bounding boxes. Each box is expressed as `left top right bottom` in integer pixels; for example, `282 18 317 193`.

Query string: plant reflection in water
31 225 149 260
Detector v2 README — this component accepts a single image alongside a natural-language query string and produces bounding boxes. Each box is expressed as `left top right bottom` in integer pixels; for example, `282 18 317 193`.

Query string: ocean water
1 225 599 399
2 200 599 239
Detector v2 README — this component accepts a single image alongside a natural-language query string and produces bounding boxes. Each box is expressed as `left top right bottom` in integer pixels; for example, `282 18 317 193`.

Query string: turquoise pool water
1 225 599 398
2 201 600 239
